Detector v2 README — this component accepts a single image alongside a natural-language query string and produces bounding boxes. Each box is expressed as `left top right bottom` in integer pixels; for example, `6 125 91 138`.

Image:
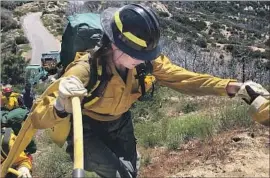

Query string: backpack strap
135 61 155 99
1 128 13 159
82 56 110 108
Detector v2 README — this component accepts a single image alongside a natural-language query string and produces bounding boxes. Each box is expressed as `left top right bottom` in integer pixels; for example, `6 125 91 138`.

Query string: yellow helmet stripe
114 11 147 47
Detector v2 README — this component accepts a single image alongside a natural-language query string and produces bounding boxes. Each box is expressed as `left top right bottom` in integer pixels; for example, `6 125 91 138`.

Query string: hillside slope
140 126 269 177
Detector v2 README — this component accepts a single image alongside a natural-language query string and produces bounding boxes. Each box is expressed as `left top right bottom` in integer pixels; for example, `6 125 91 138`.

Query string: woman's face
111 44 144 69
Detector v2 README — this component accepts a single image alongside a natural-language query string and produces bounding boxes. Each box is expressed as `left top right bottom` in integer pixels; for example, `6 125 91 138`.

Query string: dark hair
91 34 113 78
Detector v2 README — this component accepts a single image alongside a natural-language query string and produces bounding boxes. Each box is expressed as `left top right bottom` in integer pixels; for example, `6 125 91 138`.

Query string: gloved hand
54 76 87 113
236 81 269 104
17 166 32 178
242 85 260 104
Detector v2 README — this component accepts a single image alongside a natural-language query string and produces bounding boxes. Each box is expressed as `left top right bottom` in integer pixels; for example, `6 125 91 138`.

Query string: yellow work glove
237 81 269 104
54 75 87 113
17 166 32 178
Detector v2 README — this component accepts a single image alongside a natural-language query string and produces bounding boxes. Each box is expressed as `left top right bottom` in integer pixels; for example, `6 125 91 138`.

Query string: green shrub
210 22 220 29
1 10 19 32
141 154 151 167
181 102 199 113
196 38 207 48
216 103 251 131
34 82 50 95
15 36 29 45
225 44 234 52
33 131 73 177
265 39 270 47
217 38 229 44
12 84 24 93
135 121 163 148
55 18 62 23
1 1 25 10
193 20 207 31
157 11 170 18
166 114 217 150
1 54 28 84
135 97 252 150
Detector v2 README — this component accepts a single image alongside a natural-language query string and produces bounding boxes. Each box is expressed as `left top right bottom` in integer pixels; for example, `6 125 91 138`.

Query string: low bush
1 9 19 32
1 54 28 84
196 38 207 48
15 36 29 45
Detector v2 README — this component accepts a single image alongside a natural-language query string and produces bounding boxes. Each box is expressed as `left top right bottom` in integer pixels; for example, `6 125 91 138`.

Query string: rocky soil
139 125 269 177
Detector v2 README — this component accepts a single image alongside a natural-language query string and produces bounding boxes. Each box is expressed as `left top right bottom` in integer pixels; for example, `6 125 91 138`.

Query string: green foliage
135 121 163 148
217 38 229 44
33 131 73 178
217 103 252 131
34 82 50 95
265 39 270 47
141 154 151 167
0 1 27 10
1 9 19 32
166 114 216 150
135 95 252 150
181 102 199 113
15 35 29 45
12 84 24 93
196 38 207 48
225 44 234 52
157 11 170 18
173 15 206 31
210 22 220 29
1 54 28 84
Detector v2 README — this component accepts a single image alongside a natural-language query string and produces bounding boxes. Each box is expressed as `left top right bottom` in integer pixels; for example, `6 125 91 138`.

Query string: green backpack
60 13 103 70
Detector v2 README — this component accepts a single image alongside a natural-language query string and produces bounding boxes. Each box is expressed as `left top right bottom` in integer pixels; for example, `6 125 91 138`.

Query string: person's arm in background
5 96 19 110
152 54 242 96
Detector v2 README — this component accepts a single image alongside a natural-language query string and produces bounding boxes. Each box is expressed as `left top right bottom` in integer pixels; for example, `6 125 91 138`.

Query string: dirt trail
139 126 269 177
22 12 60 64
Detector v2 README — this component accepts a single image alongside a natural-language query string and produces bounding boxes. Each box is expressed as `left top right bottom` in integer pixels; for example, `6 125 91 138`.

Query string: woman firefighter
6 4 269 178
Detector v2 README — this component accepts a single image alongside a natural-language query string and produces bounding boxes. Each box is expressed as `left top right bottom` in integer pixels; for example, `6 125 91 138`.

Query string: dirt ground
139 125 269 177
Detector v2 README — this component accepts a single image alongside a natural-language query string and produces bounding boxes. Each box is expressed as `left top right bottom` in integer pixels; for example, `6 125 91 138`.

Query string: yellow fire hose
7 168 20 176
72 97 85 177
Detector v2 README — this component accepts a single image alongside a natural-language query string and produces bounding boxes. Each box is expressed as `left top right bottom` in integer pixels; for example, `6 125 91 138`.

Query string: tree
1 54 28 85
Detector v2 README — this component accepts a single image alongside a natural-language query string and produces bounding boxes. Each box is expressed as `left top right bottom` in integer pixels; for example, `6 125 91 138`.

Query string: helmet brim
100 7 161 61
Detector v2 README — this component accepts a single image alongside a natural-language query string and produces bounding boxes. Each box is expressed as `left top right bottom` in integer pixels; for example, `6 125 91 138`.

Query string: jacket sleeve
152 54 237 96
29 54 90 129
5 97 18 110
248 96 269 126
9 133 32 170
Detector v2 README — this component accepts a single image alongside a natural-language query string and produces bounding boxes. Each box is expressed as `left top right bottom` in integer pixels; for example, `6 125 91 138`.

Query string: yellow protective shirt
1 130 32 170
249 96 269 126
28 53 235 146
1 93 20 110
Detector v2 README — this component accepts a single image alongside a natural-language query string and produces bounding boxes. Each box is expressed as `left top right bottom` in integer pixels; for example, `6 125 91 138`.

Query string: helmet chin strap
112 49 125 63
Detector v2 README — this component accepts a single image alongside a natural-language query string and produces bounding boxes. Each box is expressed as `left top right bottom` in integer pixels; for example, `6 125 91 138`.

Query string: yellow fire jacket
28 53 235 146
249 96 269 126
1 129 32 170
1 93 20 110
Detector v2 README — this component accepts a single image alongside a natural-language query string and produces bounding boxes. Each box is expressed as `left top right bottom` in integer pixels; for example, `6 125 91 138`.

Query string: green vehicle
25 65 48 85
41 51 60 74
